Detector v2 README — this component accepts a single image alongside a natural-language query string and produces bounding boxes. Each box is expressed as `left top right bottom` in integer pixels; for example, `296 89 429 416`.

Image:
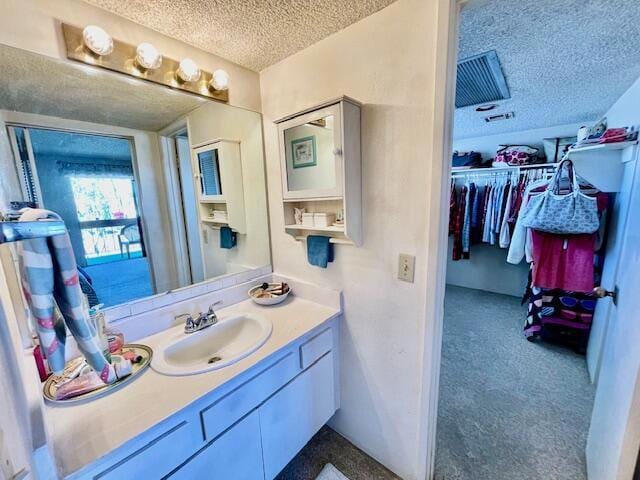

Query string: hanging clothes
498 182 514 248
470 184 484 243
449 182 457 236
452 184 467 261
462 182 475 259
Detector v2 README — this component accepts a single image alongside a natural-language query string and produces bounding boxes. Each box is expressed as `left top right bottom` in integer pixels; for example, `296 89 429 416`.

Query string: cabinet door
193 144 224 201
278 104 344 200
168 410 263 480
260 353 336 480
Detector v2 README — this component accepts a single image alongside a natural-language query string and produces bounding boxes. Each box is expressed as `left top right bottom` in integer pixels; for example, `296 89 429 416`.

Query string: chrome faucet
178 301 223 334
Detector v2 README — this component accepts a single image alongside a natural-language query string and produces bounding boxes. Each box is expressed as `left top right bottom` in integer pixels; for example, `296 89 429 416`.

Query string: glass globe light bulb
209 69 230 91
177 58 200 83
82 25 113 56
135 42 162 70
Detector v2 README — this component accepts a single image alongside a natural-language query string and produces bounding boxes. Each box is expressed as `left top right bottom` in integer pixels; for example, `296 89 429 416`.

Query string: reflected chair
118 223 141 259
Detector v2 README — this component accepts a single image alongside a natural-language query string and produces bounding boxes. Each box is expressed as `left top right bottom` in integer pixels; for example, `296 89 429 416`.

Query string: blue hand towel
307 235 334 268
220 226 237 249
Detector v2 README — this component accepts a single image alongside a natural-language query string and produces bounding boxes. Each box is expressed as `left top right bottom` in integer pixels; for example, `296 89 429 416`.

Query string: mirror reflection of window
284 115 336 192
198 149 222 196
9 127 153 308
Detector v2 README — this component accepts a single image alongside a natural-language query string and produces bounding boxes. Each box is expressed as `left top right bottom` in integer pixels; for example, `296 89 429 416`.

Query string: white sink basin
152 314 272 376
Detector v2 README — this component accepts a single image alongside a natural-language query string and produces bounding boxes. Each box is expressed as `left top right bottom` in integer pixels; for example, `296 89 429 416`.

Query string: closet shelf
566 140 638 192
567 140 638 154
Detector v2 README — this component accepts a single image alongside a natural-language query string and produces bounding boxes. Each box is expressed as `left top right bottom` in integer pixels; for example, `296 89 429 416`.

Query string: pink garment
531 231 595 292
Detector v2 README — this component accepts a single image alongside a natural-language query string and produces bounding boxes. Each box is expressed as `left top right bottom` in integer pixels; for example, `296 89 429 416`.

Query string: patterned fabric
520 160 600 234
18 209 116 383
462 183 474 258
523 266 598 352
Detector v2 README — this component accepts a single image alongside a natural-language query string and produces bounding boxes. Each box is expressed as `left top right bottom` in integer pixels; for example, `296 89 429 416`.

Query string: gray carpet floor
435 285 595 480
276 426 399 480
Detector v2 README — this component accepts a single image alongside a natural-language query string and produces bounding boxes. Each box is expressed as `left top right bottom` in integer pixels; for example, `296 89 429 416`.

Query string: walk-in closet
435 1 640 479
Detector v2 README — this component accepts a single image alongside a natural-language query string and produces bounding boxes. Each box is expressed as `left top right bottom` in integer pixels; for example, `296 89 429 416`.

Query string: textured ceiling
455 0 640 139
0 44 204 131
82 0 397 71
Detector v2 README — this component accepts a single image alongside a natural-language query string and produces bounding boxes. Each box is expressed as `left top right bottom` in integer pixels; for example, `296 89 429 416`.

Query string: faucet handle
208 300 223 314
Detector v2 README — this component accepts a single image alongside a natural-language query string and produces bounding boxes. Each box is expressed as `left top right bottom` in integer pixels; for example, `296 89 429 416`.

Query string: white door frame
417 0 461 478
158 119 193 288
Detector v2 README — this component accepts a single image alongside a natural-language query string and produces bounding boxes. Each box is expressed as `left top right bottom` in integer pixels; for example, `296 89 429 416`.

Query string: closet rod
451 164 558 178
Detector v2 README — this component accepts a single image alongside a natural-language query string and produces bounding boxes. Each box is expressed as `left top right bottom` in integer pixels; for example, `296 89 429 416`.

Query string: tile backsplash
104 265 272 323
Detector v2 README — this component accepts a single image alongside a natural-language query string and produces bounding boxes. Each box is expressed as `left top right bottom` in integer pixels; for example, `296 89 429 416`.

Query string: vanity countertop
43 295 340 478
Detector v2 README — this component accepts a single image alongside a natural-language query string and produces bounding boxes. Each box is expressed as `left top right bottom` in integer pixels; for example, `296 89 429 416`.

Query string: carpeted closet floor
435 285 595 480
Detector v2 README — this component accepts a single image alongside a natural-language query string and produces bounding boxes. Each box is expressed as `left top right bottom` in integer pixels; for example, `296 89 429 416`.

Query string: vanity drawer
200 352 299 441
299 328 333 369
94 418 200 479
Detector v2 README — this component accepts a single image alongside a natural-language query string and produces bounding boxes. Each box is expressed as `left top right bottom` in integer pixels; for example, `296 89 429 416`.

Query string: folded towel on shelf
307 235 334 268
220 226 237 249
18 208 117 384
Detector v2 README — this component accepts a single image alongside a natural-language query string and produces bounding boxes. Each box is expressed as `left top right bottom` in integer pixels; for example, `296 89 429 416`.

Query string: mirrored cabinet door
194 144 224 201
278 103 343 200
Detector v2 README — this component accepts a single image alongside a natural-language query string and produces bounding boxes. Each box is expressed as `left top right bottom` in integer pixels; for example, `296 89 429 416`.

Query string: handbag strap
547 158 579 194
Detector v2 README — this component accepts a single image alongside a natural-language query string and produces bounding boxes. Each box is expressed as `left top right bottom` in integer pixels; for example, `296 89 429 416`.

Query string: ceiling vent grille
456 50 510 109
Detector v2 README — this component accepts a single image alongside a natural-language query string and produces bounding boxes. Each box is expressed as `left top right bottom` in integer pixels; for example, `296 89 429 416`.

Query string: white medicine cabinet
192 139 246 235
276 96 363 246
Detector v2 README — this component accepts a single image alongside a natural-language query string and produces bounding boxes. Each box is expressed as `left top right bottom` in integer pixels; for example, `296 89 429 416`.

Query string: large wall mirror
0 43 271 311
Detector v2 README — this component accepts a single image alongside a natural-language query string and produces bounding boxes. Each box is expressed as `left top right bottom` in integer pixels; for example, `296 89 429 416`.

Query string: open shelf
568 140 638 154
202 218 229 225
567 140 638 192
285 224 344 232
293 235 353 245
282 197 344 203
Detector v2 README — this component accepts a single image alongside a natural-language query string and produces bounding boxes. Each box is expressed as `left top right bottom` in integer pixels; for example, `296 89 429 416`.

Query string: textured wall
260 0 441 478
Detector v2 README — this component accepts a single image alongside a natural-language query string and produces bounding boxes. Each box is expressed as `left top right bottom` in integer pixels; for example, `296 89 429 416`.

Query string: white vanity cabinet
276 97 363 246
75 323 338 480
168 411 263 480
261 351 336 479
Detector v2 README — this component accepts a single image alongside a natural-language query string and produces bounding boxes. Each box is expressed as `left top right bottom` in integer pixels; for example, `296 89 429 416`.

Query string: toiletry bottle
89 303 111 362
32 336 51 382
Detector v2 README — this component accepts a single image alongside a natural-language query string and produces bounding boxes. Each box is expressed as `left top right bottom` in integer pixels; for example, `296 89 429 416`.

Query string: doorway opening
8 125 154 307
164 128 206 286
433 1 640 479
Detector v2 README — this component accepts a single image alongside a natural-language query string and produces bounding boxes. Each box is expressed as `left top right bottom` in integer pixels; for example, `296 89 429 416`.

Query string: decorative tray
43 344 152 405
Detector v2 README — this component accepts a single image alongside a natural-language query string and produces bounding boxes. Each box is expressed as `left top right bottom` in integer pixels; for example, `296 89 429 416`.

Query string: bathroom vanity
43 282 341 479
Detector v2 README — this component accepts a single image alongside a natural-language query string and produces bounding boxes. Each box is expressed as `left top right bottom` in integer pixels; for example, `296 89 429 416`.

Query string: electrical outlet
398 253 415 283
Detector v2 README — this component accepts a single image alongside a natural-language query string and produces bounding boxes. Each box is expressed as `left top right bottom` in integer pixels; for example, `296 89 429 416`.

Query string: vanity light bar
61 23 230 103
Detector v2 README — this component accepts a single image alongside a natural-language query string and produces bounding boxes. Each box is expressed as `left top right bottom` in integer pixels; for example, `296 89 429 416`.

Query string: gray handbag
520 159 599 234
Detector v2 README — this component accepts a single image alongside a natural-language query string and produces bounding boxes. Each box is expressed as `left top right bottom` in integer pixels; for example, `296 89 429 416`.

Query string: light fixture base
62 23 229 103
